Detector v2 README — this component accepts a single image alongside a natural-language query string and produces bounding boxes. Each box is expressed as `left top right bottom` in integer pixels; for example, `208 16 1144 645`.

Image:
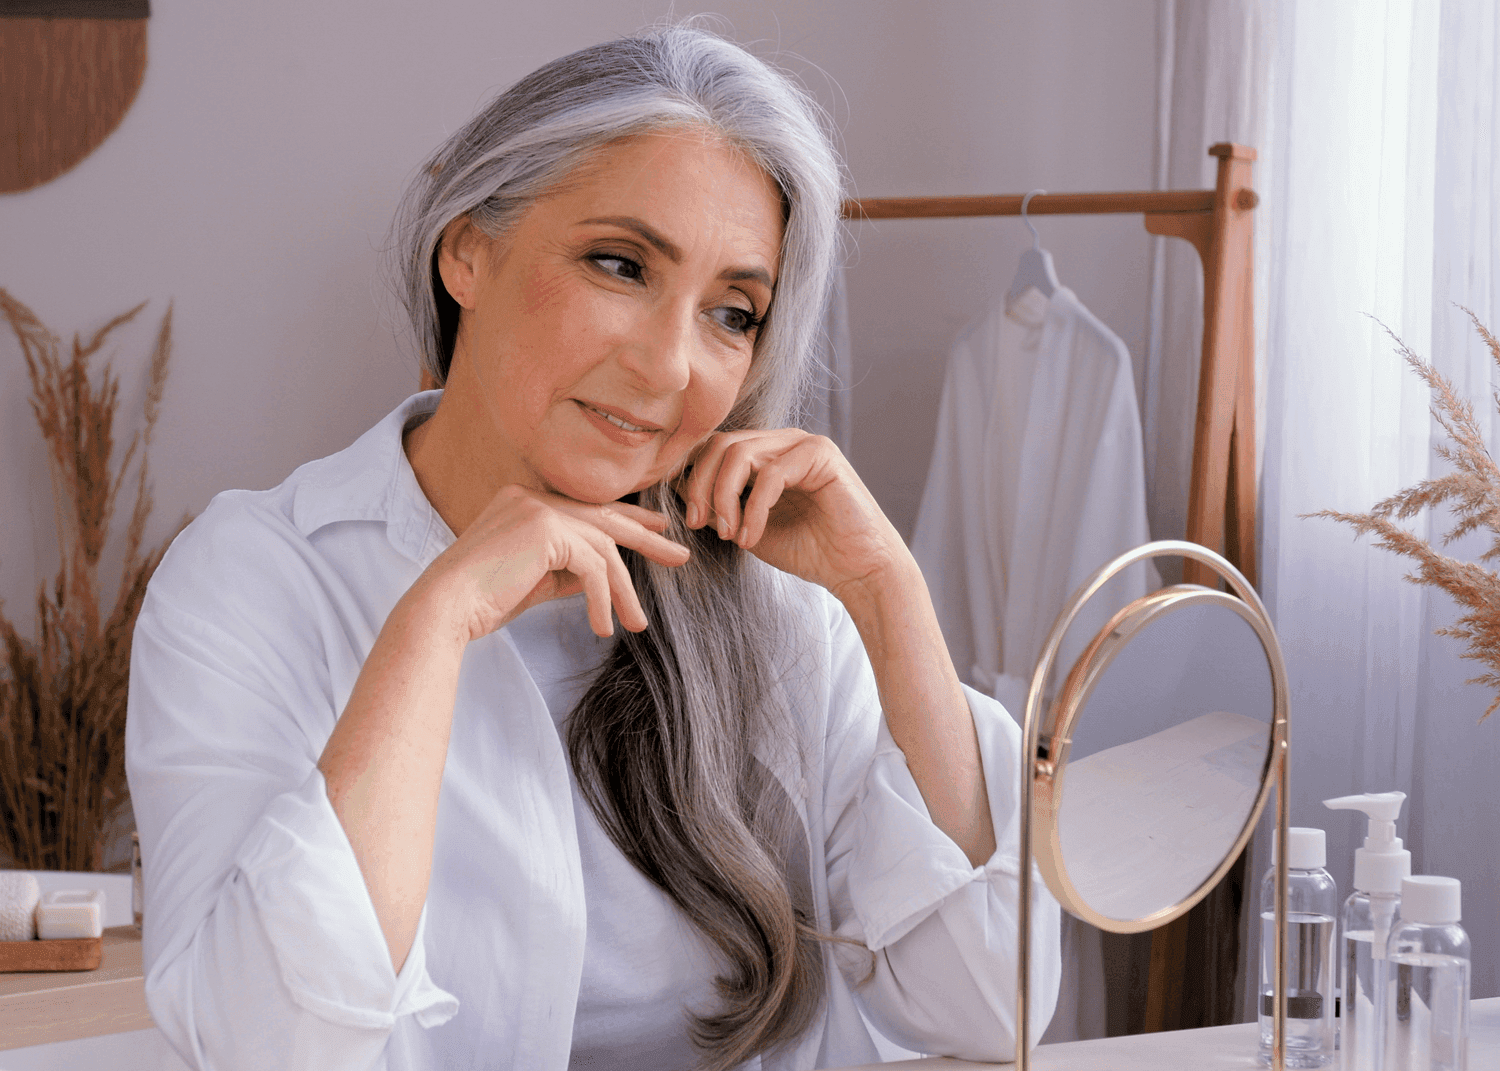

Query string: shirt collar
1003 283 1077 328
290 390 456 567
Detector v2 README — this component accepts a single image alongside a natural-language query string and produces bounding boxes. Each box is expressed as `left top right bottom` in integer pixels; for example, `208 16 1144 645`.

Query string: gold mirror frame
1013 540 1290 1071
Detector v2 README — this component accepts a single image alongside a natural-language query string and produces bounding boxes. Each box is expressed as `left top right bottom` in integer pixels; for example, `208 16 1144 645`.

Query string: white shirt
910 285 1159 721
125 390 1060 1071
505 596 724 1071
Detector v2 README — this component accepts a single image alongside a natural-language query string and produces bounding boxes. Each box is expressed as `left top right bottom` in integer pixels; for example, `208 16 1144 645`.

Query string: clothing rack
845 142 1260 1037
843 142 1259 591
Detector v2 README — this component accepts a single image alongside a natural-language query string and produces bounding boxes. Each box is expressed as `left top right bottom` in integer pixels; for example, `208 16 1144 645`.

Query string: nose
617 300 694 395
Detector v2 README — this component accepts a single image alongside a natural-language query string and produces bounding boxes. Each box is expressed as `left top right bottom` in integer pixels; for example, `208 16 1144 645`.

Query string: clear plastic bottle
1260 827 1339 1068
1325 791 1411 1071
1383 876 1469 1071
1344 888 1401 1070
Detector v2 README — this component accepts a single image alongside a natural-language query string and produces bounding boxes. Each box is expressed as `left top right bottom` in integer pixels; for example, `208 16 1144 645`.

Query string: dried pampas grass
1312 309 1500 722
0 289 186 871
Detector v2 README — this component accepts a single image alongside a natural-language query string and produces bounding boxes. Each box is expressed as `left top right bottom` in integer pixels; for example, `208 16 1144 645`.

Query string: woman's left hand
683 429 996 866
677 429 909 600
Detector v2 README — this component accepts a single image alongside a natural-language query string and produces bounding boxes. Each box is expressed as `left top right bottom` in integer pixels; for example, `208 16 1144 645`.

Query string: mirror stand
1012 540 1290 1071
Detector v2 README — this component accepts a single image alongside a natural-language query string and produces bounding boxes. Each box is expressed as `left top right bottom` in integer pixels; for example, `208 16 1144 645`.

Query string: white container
1382 876 1469 1071
1325 791 1412 1071
1260 826 1339 1068
36 888 106 939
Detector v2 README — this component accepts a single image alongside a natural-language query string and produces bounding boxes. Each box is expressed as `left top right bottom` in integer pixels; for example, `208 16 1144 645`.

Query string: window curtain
1260 0 1500 1007
1151 0 1500 1023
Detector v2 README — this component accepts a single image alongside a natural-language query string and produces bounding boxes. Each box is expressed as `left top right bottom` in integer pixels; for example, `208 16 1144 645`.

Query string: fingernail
717 517 729 539
686 502 701 527
736 525 749 546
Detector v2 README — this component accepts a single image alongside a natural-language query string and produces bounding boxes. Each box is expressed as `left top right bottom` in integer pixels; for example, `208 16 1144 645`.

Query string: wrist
395 569 477 650
831 552 926 629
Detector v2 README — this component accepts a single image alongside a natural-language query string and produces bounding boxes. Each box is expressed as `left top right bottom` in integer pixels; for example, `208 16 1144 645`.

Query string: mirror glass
1040 590 1276 928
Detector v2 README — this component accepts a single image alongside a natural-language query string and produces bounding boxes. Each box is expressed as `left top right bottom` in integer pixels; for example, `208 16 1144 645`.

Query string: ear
436 215 485 310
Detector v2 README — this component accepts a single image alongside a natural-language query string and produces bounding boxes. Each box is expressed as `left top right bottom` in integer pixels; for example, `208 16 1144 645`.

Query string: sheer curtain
1150 0 1500 1019
1258 0 1500 1006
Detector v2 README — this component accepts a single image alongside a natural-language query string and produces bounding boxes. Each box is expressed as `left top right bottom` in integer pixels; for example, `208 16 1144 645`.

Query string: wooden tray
0 936 104 973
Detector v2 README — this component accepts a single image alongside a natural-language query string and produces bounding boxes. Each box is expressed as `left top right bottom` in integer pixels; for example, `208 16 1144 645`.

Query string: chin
544 466 653 506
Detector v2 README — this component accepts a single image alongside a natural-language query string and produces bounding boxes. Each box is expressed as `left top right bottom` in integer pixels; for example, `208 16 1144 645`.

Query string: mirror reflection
1052 595 1275 925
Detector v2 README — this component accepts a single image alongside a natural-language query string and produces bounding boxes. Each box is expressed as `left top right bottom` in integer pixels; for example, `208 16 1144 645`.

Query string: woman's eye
711 305 762 336
590 254 643 281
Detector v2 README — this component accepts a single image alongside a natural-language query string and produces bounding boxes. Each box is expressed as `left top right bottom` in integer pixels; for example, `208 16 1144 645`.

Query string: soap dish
0 935 103 972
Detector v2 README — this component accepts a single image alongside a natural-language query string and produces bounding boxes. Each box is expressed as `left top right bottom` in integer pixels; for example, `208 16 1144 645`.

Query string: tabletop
832 996 1500 1070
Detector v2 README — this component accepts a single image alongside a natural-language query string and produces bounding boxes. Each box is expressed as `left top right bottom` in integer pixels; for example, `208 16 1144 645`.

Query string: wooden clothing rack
843 142 1260 591
845 142 1259 1035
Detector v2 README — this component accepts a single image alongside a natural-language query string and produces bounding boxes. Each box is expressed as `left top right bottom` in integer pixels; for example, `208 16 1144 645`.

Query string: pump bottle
1260 827 1339 1068
1324 792 1412 1071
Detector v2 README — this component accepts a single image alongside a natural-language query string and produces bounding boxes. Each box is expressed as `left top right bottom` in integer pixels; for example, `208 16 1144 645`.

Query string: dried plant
1312 309 1500 721
0 289 186 870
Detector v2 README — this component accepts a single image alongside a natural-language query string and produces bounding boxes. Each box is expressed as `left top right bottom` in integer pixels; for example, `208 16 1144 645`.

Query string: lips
576 400 662 434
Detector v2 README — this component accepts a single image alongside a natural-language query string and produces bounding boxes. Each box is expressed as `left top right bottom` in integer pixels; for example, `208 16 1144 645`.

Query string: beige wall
0 0 1157 626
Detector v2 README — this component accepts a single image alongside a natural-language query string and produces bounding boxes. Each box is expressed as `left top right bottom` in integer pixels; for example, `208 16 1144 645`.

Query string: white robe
909 284 1158 1043
125 390 1061 1071
910 283 1158 722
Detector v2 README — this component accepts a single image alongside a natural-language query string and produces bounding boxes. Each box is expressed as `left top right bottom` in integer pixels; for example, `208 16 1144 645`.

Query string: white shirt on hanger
910 284 1159 721
125 391 1061 1071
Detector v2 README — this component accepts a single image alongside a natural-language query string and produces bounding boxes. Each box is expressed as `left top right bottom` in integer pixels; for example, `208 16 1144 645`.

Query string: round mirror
1014 541 1291 1068
1024 542 1286 934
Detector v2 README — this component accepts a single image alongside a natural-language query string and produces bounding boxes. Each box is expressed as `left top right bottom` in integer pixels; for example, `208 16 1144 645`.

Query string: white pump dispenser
1324 791 1411 897
1323 791 1411 1071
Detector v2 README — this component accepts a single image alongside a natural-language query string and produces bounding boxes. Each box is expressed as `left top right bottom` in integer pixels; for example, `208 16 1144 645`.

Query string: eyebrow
579 215 775 291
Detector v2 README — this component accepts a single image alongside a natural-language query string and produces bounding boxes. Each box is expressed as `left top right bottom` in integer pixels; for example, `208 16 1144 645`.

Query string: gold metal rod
1016 688 1037 1070
1274 732 1289 1071
842 189 1216 220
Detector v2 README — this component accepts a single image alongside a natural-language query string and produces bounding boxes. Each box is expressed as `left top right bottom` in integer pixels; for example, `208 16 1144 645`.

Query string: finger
573 522 649 633
602 538 650 632
602 500 672 532
681 432 749 530
569 541 617 638
737 463 788 548
712 439 770 542
586 505 690 568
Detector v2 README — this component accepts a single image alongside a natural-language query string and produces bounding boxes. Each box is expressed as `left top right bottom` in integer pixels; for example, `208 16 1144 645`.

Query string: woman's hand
677 429 907 600
681 430 995 864
413 484 691 642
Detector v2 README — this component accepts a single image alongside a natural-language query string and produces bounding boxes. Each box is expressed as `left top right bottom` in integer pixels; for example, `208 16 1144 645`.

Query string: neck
403 356 521 536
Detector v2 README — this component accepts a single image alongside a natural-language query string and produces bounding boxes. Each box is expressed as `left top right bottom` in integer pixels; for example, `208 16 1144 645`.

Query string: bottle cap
1272 827 1326 870
1400 875 1461 924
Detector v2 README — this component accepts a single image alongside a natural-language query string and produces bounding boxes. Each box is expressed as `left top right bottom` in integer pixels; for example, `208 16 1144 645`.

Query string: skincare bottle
1260 827 1339 1068
1383 876 1469 1071
1324 792 1411 1071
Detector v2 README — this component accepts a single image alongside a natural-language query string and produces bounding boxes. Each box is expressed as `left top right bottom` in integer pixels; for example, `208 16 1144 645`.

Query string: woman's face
438 129 785 504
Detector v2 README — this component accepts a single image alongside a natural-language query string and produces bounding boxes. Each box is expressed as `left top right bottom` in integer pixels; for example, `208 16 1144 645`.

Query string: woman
126 25 1060 1071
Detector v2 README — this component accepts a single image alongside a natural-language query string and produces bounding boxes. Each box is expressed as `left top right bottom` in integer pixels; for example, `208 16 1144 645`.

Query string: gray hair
393 24 843 432
392 25 846 1070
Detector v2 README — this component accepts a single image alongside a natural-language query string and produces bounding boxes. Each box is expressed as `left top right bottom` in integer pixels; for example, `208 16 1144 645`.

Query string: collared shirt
125 391 1060 1071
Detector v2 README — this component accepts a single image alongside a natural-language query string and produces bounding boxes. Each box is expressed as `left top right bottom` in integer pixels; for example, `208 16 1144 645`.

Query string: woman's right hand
413 484 691 643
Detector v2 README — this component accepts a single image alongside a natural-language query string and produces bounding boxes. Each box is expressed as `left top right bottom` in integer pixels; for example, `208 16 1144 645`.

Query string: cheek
520 262 572 318
682 355 752 435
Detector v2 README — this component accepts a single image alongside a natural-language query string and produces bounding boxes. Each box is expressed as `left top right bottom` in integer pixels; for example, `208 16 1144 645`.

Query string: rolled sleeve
129 576 458 1071
818 587 1061 1060
234 766 458 1031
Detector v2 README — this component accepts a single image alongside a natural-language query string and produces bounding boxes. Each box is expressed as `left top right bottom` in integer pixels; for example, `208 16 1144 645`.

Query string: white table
835 996 1500 1070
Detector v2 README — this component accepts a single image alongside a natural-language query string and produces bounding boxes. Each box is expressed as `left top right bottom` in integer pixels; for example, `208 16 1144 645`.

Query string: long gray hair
392 25 844 1070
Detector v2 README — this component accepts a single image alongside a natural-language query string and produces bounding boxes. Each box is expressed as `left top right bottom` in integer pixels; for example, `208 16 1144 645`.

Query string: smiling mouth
579 401 659 434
